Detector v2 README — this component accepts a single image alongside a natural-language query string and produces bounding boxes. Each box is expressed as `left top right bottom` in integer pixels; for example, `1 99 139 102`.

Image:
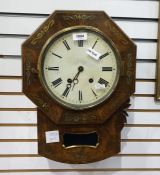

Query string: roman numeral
78 40 83 47
52 53 62 58
98 78 109 87
99 52 109 59
63 40 70 50
52 78 62 88
92 39 98 49
91 88 97 98
47 67 59 71
62 85 71 97
79 90 83 103
102 67 112 71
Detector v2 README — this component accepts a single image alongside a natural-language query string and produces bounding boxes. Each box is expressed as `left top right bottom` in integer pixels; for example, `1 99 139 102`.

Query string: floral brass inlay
31 19 54 45
105 21 128 45
74 148 86 160
32 92 50 112
63 15 96 21
63 112 97 124
25 54 38 86
25 55 32 85
126 53 133 86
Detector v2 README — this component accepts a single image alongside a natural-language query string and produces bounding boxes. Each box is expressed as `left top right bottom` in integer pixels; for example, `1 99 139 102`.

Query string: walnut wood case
22 11 136 163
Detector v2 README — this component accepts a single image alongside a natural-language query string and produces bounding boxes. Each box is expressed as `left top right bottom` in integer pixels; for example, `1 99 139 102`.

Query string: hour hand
72 78 79 90
62 84 71 97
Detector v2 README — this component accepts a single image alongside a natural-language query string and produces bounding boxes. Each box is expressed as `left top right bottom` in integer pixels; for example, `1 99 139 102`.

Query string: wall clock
39 26 120 110
22 11 136 163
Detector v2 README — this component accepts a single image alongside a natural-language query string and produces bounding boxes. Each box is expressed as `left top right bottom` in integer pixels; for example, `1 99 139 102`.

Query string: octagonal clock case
22 10 136 164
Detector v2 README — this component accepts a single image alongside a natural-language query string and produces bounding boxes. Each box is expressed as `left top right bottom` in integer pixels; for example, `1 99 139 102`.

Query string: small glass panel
63 131 99 148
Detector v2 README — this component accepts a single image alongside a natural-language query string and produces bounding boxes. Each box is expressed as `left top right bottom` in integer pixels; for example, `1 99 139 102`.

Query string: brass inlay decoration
126 53 134 86
63 14 96 21
31 92 50 112
74 148 86 160
63 112 97 124
25 54 38 86
105 21 128 45
25 55 32 85
31 19 54 45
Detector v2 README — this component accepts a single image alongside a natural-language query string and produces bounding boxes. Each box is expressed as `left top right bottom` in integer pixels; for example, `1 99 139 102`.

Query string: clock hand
72 66 84 90
62 84 71 97
62 66 84 97
72 72 80 90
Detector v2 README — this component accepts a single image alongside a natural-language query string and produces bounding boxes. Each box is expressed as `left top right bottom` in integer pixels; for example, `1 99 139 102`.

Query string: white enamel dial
39 27 120 109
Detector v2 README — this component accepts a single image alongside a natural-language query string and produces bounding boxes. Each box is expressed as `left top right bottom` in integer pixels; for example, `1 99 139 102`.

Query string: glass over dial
39 27 120 110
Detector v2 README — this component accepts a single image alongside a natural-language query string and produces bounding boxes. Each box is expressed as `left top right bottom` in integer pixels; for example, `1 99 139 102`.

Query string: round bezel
38 26 121 110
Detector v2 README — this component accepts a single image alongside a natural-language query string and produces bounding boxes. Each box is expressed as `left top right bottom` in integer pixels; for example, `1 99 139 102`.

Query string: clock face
39 27 120 110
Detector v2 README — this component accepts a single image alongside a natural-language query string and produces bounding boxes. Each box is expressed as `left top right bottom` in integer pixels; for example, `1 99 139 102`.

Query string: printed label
95 83 106 90
73 33 87 41
45 130 60 143
86 48 101 60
